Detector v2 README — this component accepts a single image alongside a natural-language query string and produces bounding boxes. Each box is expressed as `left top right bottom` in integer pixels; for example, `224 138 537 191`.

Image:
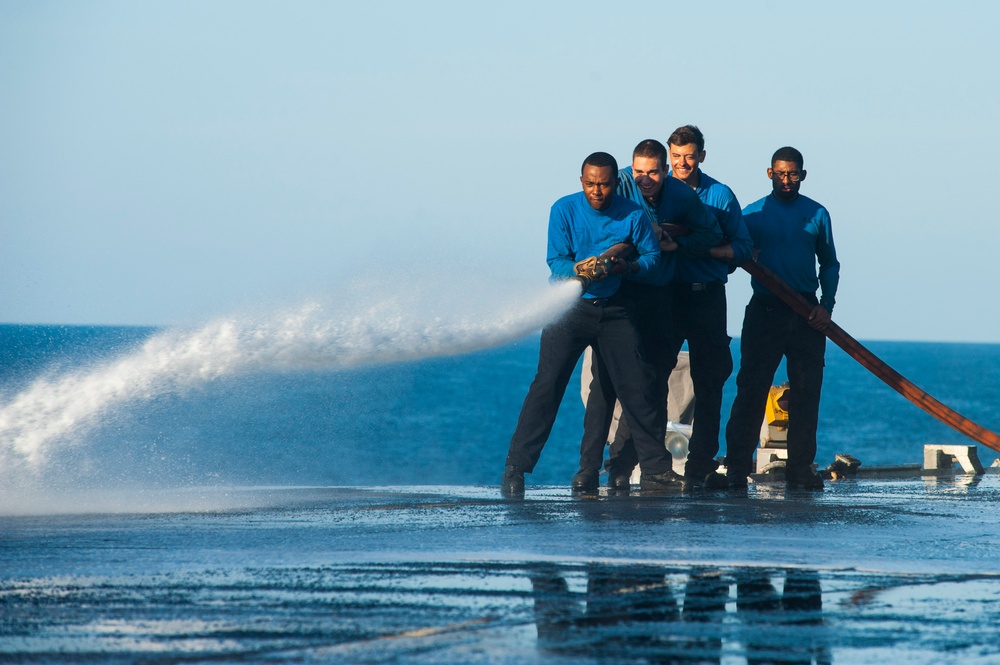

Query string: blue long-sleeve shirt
669 169 753 284
547 191 660 299
742 193 840 312
616 167 722 285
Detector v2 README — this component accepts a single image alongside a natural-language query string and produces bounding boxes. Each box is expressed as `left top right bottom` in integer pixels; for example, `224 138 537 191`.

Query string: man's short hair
668 125 705 152
632 139 667 170
771 146 804 169
582 151 618 175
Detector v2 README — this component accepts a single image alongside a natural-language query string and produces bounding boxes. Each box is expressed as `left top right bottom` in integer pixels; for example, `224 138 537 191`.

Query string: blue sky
2 1 999 342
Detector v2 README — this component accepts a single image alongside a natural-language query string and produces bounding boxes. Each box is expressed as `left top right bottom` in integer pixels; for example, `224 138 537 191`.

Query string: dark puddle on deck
3 560 999 663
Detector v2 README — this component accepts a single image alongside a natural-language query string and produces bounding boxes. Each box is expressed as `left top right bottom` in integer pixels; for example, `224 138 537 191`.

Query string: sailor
500 152 679 496
665 125 753 489
725 146 840 491
577 139 722 493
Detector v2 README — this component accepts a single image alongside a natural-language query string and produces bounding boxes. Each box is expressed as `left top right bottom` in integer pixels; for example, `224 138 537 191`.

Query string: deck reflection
530 563 831 664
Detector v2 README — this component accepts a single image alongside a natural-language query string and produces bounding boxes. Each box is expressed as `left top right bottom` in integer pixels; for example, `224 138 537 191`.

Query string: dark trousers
505 295 671 477
580 282 679 474
671 282 733 478
724 293 826 479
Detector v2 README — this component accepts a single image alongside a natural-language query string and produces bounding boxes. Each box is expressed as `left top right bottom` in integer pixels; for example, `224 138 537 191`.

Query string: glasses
772 171 802 182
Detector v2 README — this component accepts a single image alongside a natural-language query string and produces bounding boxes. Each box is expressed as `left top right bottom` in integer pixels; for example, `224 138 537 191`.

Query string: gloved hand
574 256 610 284
572 243 639 290
603 256 636 275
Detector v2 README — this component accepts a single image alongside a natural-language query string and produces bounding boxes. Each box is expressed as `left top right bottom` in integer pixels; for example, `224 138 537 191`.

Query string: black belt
585 297 611 307
753 291 818 306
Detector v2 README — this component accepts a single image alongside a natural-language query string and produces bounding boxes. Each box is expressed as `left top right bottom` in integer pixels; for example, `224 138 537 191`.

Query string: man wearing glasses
724 146 840 491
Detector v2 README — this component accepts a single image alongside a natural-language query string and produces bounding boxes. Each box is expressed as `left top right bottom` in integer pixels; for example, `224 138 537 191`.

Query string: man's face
580 164 617 210
767 159 806 200
631 156 666 202
668 143 705 186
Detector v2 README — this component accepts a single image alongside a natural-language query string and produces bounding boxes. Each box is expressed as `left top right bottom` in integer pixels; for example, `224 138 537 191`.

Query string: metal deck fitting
922 444 985 475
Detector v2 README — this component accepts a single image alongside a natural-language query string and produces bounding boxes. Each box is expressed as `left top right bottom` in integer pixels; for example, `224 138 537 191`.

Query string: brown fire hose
740 258 1000 453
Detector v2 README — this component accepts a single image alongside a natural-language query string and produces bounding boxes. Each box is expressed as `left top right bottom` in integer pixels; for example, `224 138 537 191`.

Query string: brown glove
603 256 636 275
600 242 639 275
573 244 640 290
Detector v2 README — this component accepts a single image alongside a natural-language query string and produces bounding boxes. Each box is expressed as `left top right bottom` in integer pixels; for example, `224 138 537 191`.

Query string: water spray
0 279 582 472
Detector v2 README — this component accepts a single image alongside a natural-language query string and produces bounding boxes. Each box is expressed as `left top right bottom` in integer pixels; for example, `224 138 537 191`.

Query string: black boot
606 459 634 493
702 471 729 490
571 469 599 494
785 467 824 491
639 469 689 492
501 465 525 497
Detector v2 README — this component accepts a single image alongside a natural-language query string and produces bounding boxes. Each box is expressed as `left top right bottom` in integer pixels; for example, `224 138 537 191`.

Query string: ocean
3 289 1000 663
1 313 997 500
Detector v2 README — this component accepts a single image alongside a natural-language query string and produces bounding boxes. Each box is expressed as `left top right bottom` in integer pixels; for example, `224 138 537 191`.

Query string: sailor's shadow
529 563 831 664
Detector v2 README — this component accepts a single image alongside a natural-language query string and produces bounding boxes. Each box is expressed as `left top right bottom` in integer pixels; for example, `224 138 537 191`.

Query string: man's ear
799 169 807 182
766 167 773 179
699 150 707 163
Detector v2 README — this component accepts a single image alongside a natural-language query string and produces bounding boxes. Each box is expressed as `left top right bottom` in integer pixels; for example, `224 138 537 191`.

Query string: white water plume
0 278 581 471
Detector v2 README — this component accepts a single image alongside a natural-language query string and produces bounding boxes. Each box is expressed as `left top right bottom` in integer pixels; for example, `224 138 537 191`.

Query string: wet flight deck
2 474 999 663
